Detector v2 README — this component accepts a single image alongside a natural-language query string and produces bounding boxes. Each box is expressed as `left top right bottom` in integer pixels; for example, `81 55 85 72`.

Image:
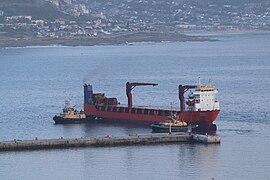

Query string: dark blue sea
0 32 270 179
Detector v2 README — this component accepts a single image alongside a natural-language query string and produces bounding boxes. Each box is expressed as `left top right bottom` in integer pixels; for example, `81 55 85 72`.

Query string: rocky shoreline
0 31 211 48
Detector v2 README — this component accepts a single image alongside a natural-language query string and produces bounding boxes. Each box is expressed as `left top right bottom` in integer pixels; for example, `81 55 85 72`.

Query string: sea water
0 32 270 179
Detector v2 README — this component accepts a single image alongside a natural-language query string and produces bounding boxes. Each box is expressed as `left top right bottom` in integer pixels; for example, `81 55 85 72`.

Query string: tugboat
151 113 198 133
53 100 88 124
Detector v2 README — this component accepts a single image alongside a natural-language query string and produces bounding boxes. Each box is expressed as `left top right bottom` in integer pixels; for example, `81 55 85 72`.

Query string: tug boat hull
151 124 198 133
53 116 88 124
53 99 88 124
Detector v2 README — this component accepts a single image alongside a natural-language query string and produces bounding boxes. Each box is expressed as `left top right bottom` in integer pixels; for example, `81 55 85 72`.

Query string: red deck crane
126 82 158 108
179 85 197 112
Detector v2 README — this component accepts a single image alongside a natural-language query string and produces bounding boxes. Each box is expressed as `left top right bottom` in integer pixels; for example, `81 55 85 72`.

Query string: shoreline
0 31 210 49
0 30 269 49
181 28 270 35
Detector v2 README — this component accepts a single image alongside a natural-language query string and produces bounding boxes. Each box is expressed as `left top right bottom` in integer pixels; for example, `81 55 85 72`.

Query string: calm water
0 32 270 179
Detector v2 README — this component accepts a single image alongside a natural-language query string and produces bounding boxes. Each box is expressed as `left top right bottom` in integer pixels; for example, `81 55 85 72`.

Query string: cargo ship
84 82 220 130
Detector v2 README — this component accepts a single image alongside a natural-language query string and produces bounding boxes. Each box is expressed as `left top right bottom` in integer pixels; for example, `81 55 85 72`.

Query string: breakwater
0 133 220 151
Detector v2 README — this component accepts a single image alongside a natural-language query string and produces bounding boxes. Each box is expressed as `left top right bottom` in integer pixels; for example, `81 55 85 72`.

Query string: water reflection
1 33 270 179
78 143 220 179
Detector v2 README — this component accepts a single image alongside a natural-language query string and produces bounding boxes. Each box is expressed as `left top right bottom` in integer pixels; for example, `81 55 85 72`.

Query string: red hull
84 104 220 125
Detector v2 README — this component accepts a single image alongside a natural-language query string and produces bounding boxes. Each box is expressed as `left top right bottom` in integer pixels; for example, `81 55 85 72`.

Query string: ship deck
104 104 181 111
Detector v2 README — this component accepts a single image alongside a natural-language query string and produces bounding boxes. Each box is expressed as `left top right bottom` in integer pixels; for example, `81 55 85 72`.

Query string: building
63 0 72 5
48 0 59 7
79 4 89 15
5 16 32 21
31 20 45 27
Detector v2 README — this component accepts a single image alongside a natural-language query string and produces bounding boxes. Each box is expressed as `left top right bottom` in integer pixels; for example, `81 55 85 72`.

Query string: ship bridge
186 85 220 111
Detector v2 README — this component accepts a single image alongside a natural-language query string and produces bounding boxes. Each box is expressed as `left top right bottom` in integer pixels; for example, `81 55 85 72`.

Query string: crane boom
126 82 158 107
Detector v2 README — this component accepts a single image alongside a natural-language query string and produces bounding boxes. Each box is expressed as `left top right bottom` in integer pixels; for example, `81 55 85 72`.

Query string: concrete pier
191 134 221 144
0 133 220 151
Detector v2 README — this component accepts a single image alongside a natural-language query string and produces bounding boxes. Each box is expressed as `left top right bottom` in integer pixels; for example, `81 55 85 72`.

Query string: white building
6 16 32 21
79 4 89 15
48 0 59 7
0 10 4 17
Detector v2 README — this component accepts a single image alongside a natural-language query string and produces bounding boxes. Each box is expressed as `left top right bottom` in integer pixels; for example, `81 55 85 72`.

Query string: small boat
151 113 198 133
53 100 88 124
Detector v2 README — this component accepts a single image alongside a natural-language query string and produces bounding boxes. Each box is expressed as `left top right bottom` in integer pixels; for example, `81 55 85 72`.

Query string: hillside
89 0 269 28
0 0 73 21
0 0 269 47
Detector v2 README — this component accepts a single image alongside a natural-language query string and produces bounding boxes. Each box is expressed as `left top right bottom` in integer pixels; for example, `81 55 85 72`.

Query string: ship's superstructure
83 82 220 130
186 86 220 112
60 100 86 119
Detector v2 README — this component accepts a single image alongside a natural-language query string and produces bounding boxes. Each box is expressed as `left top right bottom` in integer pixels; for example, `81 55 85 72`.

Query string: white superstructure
186 86 220 111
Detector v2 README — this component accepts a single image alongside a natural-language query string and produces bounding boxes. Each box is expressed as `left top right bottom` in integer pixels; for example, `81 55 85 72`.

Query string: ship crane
179 85 197 112
126 82 158 108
